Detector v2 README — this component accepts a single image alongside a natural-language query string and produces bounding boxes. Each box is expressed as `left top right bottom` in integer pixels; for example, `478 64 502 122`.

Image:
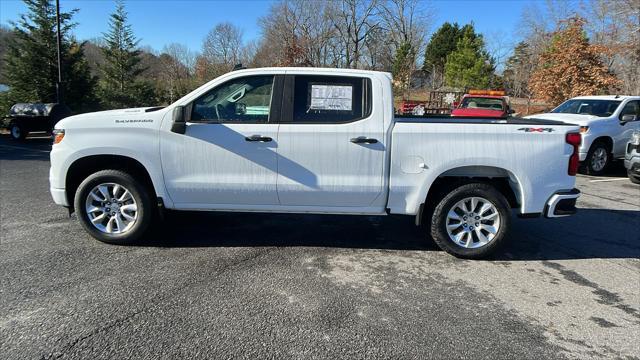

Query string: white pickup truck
526 95 640 175
50 68 581 258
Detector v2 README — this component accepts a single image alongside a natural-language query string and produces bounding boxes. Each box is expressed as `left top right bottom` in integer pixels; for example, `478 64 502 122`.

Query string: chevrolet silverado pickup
50 68 581 258
526 95 640 175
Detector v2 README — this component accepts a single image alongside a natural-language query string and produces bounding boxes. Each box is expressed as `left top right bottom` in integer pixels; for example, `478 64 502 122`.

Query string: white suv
527 96 640 175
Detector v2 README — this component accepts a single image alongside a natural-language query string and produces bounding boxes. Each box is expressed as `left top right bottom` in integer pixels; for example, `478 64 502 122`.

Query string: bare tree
331 0 379 68
160 43 196 102
378 0 432 88
202 22 243 76
581 0 640 94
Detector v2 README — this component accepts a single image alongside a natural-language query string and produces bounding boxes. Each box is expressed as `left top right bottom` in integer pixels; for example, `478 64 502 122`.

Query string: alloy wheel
445 196 501 249
84 183 138 234
591 147 608 172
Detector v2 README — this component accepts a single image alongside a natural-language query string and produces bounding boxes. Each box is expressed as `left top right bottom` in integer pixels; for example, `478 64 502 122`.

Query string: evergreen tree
1 0 97 114
422 22 461 87
98 0 155 108
423 22 460 72
392 42 415 97
444 26 494 90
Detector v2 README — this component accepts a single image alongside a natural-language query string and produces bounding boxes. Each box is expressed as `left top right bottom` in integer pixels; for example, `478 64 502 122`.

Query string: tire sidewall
585 141 610 175
10 123 26 140
74 170 152 244
430 183 511 259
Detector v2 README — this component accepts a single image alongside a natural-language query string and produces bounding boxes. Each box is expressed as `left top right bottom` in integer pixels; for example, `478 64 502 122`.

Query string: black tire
429 182 511 259
582 140 611 175
9 122 27 141
74 170 153 245
629 170 640 184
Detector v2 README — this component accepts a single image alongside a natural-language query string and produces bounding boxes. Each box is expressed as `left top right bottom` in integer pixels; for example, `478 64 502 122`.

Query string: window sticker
309 84 353 111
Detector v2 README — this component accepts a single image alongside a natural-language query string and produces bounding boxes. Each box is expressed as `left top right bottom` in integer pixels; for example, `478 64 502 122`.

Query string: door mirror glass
621 114 637 123
235 102 246 115
171 105 186 134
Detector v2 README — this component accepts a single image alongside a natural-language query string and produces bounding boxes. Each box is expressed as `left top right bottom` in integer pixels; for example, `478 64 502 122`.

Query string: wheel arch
590 136 613 152
416 165 523 226
65 154 158 210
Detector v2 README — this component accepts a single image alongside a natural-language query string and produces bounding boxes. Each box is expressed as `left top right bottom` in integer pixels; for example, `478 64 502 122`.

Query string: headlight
631 131 640 146
52 129 65 144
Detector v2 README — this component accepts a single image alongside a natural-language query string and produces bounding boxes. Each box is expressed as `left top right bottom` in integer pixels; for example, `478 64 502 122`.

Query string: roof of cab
570 95 640 100
232 66 392 77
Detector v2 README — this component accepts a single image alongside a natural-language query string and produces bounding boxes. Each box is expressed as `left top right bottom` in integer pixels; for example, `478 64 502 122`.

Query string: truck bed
387 117 580 216
394 115 576 126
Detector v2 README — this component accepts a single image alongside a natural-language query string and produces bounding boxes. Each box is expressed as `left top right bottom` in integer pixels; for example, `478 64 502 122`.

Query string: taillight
566 132 581 176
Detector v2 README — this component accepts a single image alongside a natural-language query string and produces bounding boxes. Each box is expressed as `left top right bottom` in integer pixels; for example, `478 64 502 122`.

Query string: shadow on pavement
581 161 628 178
143 208 640 261
0 134 51 161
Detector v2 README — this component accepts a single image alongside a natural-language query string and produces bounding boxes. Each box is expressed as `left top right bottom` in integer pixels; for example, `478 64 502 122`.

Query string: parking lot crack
542 261 640 320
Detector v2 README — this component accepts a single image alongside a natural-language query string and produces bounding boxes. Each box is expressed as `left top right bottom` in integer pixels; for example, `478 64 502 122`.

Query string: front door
161 75 281 207
276 74 385 209
615 100 640 158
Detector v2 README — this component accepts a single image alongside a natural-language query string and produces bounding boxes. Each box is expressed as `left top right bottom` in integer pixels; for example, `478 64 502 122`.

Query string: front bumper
544 188 580 218
50 187 69 207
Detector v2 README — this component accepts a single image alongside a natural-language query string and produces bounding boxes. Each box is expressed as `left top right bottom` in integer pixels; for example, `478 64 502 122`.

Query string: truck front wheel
429 183 511 259
74 170 153 245
582 141 610 175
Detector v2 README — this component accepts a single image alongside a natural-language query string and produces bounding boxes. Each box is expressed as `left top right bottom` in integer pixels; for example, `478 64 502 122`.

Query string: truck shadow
143 208 640 261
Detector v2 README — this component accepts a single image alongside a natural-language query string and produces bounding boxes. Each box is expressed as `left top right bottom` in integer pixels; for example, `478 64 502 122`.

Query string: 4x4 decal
517 127 555 133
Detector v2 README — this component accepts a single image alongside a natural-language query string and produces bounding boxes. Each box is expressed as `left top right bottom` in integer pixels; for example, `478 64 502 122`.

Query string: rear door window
291 75 371 123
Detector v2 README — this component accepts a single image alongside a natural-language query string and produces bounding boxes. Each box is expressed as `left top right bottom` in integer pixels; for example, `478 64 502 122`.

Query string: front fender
49 127 173 208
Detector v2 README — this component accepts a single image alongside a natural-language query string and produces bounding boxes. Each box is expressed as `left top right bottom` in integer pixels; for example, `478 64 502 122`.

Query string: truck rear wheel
429 183 510 259
74 170 153 245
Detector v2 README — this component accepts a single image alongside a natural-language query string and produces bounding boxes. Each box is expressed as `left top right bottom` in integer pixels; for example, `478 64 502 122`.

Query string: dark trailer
4 103 70 141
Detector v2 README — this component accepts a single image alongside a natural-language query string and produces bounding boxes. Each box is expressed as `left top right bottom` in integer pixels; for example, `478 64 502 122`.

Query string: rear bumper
50 187 69 207
544 188 580 218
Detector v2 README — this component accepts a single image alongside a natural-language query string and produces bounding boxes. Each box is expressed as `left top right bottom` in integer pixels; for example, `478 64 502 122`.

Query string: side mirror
235 102 246 115
621 114 637 123
171 105 186 134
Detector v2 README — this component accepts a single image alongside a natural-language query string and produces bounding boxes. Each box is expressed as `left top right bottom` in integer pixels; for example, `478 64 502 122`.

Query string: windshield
460 97 504 111
551 99 621 117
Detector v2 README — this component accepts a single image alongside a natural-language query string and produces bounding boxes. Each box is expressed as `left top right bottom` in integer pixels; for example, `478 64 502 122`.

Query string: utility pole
55 0 64 105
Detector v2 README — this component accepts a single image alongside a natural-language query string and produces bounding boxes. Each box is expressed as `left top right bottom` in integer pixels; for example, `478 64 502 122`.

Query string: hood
56 107 164 129
523 112 601 126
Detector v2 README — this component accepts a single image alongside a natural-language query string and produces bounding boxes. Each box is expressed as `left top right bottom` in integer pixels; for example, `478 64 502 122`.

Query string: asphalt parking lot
1 135 638 360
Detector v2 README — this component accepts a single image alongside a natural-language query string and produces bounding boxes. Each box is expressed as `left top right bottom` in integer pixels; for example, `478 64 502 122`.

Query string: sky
0 0 533 54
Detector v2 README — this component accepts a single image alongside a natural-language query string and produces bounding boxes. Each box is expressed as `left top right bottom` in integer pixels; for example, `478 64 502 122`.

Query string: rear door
275 74 386 209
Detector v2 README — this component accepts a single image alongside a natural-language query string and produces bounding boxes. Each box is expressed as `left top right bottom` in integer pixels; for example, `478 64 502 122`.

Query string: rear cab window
460 97 505 111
